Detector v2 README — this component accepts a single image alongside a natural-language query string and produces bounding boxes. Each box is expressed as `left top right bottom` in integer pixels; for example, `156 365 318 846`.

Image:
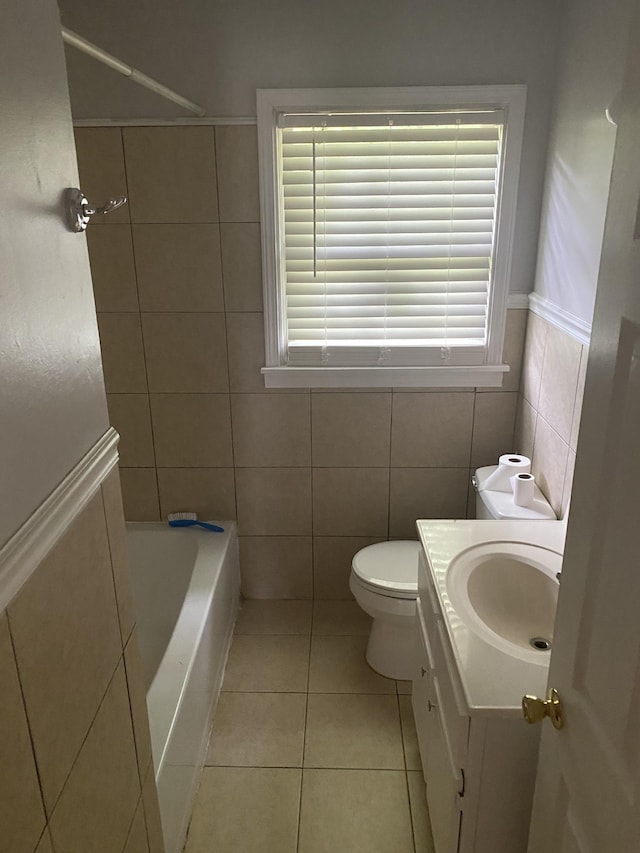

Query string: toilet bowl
350 462 557 681
349 540 420 680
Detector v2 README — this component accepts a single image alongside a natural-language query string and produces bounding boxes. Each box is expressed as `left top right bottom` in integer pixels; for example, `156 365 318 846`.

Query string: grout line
296 599 314 851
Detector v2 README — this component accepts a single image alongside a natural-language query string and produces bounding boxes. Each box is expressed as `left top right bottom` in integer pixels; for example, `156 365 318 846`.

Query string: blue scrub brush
167 512 224 533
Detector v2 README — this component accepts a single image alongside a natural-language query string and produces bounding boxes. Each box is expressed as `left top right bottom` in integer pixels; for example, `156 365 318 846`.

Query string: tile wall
515 312 588 517
0 468 164 853
75 125 526 600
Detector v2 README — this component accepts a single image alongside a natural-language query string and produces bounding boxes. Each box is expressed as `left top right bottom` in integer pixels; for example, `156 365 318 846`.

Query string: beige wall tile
532 415 569 517
221 223 263 311
514 395 537 459
215 126 260 222
235 601 312 635
87 225 138 311
74 128 129 224
0 613 46 852
98 313 148 393
562 449 577 519
49 663 140 853
313 537 382 599
150 394 233 467
124 799 149 853
311 393 392 467
124 630 153 782
133 224 224 312
207 692 306 767
389 468 469 537
236 468 312 534
570 344 589 450
185 767 300 853
470 392 518 467
107 394 155 468
521 312 548 408
8 495 122 812
299 769 413 853
538 324 582 443
222 635 310 692
304 694 404 769
119 468 161 521
142 313 228 393
141 767 165 853
35 829 54 853
312 601 371 636
226 312 266 392
239 536 312 599
407 772 435 853
123 127 217 223
390 393 474 467
500 308 528 393
157 467 236 521
313 468 389 536
309 636 396 694
231 394 311 466
102 468 136 642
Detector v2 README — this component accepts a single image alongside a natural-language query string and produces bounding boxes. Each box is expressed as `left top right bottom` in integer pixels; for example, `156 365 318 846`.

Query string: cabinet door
425 674 463 853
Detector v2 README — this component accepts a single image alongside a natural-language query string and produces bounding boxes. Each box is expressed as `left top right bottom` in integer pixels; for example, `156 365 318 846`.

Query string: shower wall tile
133 224 224 312
470 392 518 468
98 313 148 393
119 468 161 522
141 313 228 393
390 393 474 467
220 223 263 312
215 126 260 222
8 494 122 812
231 394 311 467
226 311 267 393
313 468 389 537
311 393 392 467
313 537 383 600
150 393 233 467
107 394 155 468
389 468 469 538
124 629 153 781
239 536 313 599
157 467 236 522
87 225 138 312
74 127 130 224
123 126 218 223
0 613 46 853
236 468 312 535
102 467 136 644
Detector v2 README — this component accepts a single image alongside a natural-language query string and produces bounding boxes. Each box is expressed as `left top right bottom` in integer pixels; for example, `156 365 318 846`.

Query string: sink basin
446 541 562 664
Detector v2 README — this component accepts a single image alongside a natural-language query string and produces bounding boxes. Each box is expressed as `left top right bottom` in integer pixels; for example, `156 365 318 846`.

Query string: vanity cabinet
412 548 542 853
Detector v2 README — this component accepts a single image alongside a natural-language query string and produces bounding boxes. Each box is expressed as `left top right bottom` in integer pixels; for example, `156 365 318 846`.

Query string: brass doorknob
522 688 564 730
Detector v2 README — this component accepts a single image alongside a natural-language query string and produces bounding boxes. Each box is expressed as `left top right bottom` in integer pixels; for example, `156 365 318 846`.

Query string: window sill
261 365 509 389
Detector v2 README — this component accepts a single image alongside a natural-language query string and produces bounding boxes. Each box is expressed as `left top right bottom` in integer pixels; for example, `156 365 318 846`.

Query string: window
257 86 526 388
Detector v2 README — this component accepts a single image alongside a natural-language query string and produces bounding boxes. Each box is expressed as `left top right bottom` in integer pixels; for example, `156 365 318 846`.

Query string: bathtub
126 521 240 853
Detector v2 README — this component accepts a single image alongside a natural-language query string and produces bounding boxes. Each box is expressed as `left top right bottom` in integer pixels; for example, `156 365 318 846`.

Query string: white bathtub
126 521 240 853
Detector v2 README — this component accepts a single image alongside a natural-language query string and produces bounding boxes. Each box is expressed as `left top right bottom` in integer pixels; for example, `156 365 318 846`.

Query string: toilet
349 464 556 680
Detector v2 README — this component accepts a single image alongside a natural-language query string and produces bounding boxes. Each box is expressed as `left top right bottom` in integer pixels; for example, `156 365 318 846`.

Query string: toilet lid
352 541 419 594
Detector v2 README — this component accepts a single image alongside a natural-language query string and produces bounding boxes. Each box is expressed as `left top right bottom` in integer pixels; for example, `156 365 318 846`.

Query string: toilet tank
472 466 556 520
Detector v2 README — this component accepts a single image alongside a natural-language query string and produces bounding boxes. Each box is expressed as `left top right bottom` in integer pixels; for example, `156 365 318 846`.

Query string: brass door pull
522 688 564 730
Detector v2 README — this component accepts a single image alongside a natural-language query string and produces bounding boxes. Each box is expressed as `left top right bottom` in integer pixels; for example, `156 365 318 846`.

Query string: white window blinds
278 111 503 367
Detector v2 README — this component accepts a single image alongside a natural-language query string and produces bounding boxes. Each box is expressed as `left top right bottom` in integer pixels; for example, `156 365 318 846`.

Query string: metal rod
61 27 206 117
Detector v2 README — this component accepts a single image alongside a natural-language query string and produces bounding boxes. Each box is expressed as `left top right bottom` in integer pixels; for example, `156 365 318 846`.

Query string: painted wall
59 0 561 297
77 123 527 599
532 0 632 323
0 0 108 548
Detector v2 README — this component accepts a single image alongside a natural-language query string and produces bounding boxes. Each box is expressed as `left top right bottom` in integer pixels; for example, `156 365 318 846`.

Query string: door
528 8 640 851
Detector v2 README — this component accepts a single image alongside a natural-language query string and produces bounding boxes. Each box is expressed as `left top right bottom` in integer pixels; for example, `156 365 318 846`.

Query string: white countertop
416 518 566 717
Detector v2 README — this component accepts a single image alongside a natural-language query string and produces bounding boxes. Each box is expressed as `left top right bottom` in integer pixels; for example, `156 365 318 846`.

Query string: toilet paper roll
481 454 531 493
511 472 536 507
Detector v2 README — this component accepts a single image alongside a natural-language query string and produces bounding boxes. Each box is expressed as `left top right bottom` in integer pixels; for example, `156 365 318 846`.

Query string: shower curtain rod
61 27 206 117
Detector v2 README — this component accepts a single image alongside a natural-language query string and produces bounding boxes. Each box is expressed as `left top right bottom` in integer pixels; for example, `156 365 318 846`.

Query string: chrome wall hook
66 187 127 232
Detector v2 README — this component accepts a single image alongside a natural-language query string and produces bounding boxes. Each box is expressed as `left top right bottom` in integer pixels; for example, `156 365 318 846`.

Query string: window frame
257 85 527 388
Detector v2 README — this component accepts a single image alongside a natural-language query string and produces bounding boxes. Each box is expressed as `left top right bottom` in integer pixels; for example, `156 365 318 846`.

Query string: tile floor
184 600 435 853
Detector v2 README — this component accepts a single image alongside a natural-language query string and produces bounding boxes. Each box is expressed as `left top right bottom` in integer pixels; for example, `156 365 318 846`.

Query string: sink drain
529 637 552 651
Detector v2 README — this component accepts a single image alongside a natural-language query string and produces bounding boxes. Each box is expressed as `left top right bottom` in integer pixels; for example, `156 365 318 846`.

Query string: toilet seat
351 540 419 599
